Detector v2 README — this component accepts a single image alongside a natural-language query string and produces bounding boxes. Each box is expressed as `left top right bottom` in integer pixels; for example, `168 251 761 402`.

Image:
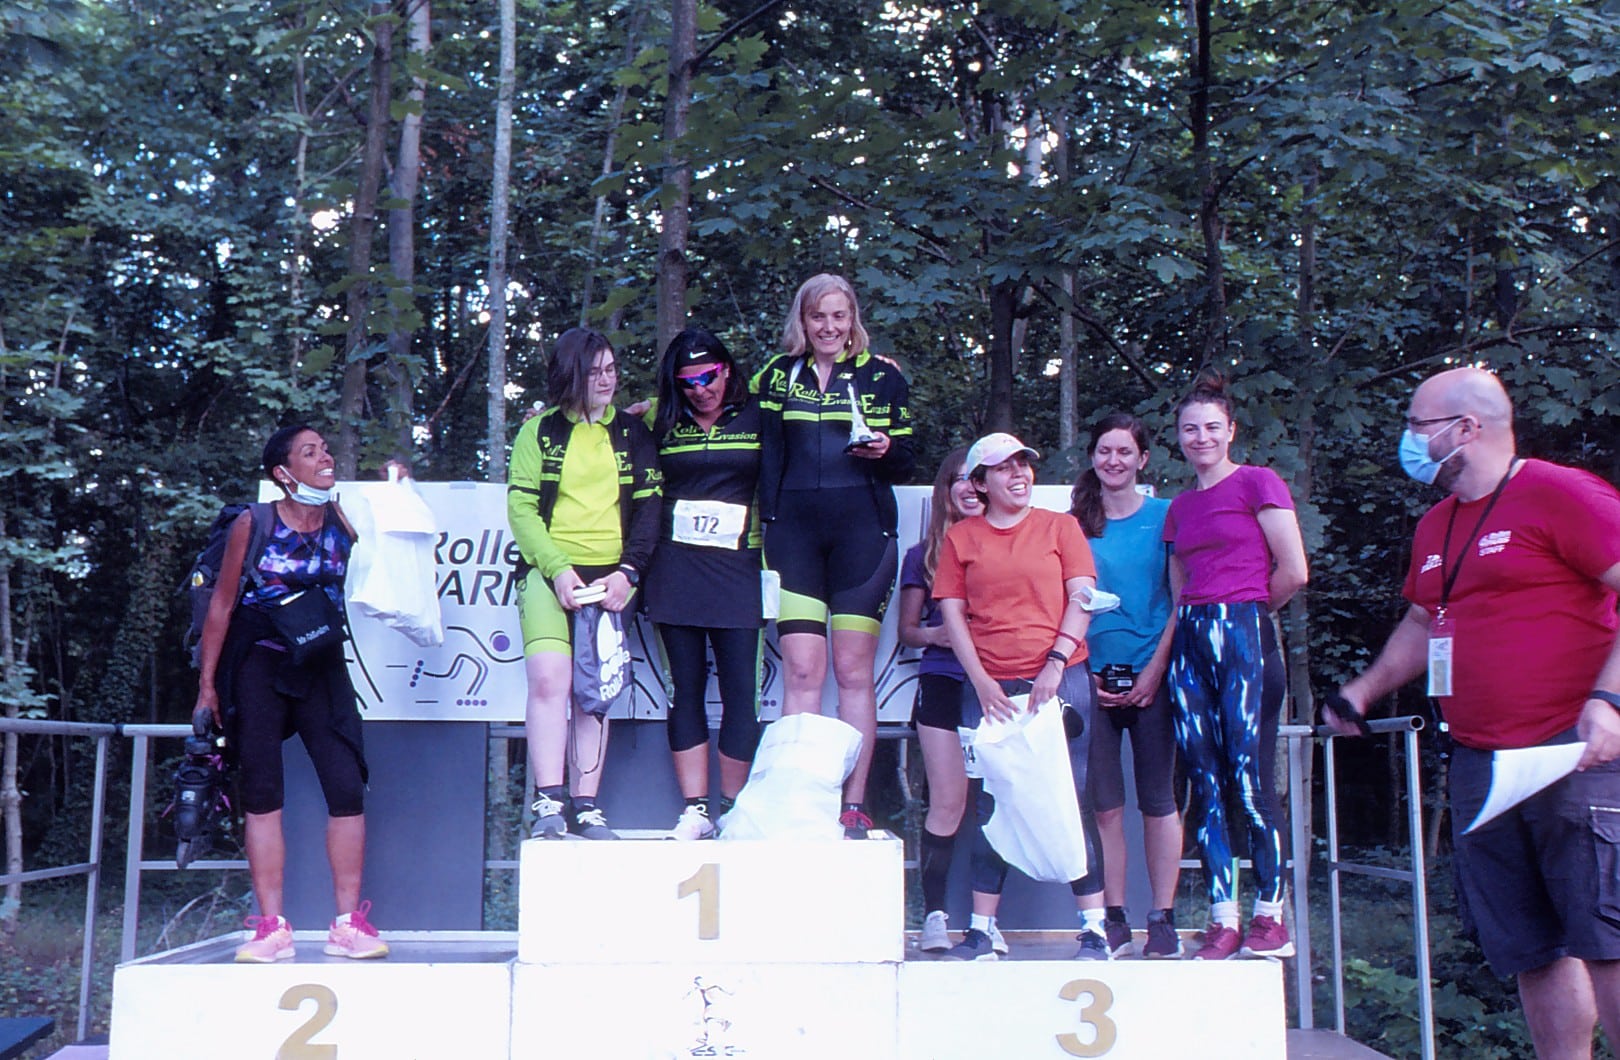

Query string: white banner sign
302 481 1072 723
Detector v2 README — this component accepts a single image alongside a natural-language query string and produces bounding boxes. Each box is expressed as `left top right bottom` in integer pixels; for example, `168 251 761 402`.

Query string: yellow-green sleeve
506 416 572 579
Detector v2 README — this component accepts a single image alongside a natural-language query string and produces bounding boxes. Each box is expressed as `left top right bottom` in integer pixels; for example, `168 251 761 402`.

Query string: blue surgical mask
1398 420 1464 484
280 468 333 505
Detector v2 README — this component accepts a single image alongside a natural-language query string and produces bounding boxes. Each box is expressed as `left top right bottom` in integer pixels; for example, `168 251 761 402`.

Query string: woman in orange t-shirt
932 433 1110 961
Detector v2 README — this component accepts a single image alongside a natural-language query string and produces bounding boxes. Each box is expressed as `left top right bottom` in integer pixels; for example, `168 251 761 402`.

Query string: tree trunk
1 509 21 932
1286 159 1319 873
655 0 697 354
385 0 430 459
336 2 396 480
486 0 514 480
1189 0 1226 365
985 279 1018 433
288 33 310 381
1052 111 1077 454
580 8 645 327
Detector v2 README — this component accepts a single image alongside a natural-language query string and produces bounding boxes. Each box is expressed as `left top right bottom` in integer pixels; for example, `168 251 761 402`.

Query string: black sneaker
1103 918 1133 958
571 805 619 840
944 928 999 961
1142 917 1184 959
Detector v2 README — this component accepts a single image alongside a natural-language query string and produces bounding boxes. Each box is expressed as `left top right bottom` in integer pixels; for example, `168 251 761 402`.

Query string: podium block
511 962 898 1059
109 932 515 1060
899 957 1286 1058
517 836 904 964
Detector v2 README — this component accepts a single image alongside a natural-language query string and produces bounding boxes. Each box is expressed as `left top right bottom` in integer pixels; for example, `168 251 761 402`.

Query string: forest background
0 0 1617 1050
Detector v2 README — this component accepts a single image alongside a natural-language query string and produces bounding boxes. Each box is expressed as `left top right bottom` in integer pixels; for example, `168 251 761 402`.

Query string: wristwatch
1590 690 1620 712
617 564 641 588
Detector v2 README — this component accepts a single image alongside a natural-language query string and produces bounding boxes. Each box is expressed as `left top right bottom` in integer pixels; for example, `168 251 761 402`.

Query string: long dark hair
1174 368 1235 425
546 327 614 415
653 328 747 440
1070 413 1150 538
922 447 972 585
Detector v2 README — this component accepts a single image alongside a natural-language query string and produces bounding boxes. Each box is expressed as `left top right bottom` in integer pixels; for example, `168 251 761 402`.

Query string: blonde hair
780 273 870 358
922 447 972 585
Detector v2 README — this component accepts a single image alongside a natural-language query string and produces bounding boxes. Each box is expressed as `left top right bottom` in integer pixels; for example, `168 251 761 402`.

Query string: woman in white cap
932 433 1110 960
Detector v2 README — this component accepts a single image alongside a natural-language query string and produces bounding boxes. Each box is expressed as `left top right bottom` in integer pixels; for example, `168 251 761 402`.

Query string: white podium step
517 834 905 964
107 840 1287 1059
108 932 516 1059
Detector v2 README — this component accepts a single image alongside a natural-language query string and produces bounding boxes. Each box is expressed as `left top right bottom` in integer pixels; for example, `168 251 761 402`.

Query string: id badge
671 499 747 549
1427 612 1455 697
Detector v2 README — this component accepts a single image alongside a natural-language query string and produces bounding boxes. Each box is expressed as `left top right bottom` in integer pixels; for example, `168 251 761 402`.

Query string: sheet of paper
1464 743 1587 833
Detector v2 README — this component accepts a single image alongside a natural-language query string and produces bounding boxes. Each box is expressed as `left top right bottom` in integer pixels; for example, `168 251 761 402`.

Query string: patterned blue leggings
1169 603 1285 906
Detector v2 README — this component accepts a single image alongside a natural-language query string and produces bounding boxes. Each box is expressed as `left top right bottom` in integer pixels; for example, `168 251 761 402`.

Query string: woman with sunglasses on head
933 433 1110 961
755 273 915 838
1071 413 1183 959
508 327 662 841
897 447 984 953
644 328 764 840
1165 371 1308 960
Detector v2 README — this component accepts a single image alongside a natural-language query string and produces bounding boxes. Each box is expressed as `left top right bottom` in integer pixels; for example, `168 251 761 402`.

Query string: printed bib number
672 499 747 549
958 726 983 780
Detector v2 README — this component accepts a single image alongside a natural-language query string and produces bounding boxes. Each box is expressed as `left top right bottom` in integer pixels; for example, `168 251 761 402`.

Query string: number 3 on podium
677 862 721 939
1055 978 1117 1057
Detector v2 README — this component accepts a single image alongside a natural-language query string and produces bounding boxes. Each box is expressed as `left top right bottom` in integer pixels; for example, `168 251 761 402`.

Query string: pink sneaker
234 914 295 963
324 900 390 959
1192 923 1241 960
1240 915 1295 958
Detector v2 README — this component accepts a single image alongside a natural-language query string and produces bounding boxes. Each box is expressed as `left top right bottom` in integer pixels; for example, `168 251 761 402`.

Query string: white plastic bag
345 470 444 646
718 713 863 841
974 695 1088 882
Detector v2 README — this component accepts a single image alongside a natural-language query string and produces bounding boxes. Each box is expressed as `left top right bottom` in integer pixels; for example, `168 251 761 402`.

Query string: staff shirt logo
1419 553 1442 574
1477 530 1512 557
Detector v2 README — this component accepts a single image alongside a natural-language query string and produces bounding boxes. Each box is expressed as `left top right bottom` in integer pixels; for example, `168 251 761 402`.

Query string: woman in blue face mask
194 424 390 965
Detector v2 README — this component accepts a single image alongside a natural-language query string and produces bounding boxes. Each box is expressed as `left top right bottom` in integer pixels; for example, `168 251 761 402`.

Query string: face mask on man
280 468 333 505
1398 417 1466 485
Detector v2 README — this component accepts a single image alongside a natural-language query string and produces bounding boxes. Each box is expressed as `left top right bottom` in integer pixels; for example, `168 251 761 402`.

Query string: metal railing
1285 715 1435 1060
7 712 1436 1056
0 717 114 1042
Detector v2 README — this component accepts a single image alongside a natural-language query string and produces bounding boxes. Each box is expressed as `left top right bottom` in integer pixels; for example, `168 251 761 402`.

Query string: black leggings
234 643 366 817
657 624 763 762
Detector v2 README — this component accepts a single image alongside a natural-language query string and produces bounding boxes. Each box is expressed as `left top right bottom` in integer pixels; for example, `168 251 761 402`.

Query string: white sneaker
670 803 716 841
918 910 951 953
987 922 1009 956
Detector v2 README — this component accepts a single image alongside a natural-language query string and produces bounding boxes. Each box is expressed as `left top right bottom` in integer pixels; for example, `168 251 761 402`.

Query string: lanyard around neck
1438 459 1519 611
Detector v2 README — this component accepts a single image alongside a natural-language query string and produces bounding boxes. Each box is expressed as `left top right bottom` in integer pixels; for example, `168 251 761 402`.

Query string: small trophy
845 383 880 451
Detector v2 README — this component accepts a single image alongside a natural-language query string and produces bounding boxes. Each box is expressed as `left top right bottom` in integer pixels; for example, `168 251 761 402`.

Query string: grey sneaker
572 805 620 841
986 921 1009 956
918 910 951 954
1143 917 1184 959
944 928 998 961
529 793 568 839
1073 930 1113 961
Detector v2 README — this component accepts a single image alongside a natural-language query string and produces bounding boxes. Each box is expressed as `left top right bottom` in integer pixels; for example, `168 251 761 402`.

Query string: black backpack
182 502 275 668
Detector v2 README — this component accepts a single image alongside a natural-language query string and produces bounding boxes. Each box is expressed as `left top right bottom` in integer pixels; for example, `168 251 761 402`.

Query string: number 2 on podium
677 862 721 939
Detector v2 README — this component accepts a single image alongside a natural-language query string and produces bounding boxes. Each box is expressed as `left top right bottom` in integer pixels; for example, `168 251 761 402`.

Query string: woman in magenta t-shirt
1165 373 1308 961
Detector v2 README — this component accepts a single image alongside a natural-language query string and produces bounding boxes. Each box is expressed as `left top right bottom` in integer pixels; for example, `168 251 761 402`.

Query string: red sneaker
1192 923 1241 960
1240 915 1295 958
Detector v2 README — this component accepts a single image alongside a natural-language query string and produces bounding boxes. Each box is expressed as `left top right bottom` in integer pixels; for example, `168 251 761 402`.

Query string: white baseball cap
965 432 1040 474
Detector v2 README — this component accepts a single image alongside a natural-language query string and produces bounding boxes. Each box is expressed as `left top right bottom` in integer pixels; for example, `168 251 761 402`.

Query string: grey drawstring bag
571 603 632 717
